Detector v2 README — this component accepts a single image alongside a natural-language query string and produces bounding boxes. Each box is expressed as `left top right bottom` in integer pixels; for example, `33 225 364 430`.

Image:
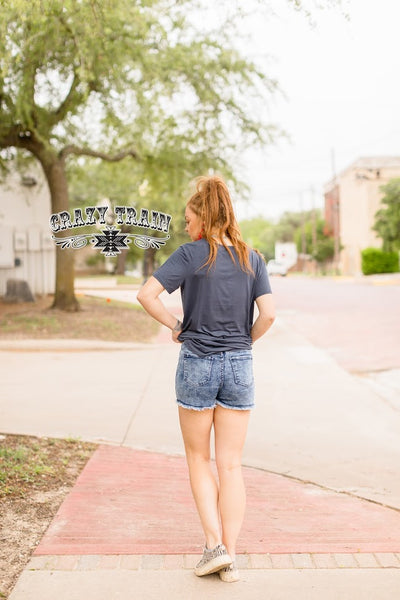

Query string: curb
0 339 160 352
27 553 400 571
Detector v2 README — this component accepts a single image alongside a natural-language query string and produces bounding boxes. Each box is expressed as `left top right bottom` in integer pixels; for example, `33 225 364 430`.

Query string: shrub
361 247 399 275
313 237 335 264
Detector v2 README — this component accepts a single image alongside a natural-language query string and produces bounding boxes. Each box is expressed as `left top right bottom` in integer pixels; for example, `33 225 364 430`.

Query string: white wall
0 168 55 296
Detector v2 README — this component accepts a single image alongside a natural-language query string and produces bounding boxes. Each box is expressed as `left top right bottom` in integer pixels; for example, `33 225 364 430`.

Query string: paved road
269 275 400 374
269 275 400 413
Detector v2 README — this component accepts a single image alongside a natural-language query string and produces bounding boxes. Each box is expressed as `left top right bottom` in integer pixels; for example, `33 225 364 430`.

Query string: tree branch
59 145 140 162
0 125 27 149
48 72 82 127
0 124 49 163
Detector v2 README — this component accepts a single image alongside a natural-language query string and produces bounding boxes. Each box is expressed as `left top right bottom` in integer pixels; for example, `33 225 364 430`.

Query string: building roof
324 156 400 192
348 156 400 170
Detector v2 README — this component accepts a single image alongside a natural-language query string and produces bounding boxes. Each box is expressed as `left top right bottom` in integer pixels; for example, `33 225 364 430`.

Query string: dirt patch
0 294 159 342
0 434 97 599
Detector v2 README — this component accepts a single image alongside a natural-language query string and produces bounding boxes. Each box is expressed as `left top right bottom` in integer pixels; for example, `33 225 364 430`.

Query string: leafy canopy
238 209 334 264
0 0 280 172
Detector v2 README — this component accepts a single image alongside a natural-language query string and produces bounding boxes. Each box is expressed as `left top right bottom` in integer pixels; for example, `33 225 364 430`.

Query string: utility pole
311 186 317 254
299 192 306 272
310 186 317 275
331 148 340 273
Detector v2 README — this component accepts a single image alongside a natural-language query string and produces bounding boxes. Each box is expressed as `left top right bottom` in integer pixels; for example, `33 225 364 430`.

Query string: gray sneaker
194 544 232 577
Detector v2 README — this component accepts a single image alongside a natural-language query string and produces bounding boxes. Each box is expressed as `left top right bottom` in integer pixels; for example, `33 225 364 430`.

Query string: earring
197 226 205 240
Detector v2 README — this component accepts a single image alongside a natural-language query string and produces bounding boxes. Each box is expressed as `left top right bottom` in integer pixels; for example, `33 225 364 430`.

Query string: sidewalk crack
242 463 400 514
121 347 163 446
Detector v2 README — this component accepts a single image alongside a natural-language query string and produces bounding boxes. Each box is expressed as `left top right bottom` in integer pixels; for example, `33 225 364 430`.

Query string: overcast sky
234 0 400 221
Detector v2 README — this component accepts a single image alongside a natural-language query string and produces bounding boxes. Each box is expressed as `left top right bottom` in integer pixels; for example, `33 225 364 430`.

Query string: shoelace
197 544 227 566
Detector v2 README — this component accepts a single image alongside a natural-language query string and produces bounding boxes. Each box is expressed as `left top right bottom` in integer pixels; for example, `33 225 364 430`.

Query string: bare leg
214 406 251 560
178 406 221 550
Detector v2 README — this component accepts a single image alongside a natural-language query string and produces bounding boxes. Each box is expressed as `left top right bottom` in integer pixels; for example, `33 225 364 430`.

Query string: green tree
0 0 279 310
67 158 190 276
275 210 306 243
293 213 334 260
239 216 275 260
239 210 335 266
273 209 334 265
68 159 145 275
373 179 400 253
313 236 335 264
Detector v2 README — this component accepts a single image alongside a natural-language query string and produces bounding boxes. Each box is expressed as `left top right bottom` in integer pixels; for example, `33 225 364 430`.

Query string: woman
137 175 275 582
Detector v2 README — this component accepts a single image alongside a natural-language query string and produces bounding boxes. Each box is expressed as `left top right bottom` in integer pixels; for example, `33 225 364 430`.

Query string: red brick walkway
35 446 400 556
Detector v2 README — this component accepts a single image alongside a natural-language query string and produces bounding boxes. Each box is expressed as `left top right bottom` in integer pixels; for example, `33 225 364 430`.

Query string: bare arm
251 293 275 343
136 276 182 343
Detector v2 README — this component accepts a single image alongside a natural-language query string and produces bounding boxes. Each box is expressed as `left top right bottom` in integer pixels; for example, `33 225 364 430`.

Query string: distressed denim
176 343 255 411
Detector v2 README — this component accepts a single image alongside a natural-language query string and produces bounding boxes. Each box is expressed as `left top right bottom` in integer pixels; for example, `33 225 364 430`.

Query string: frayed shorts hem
176 400 255 411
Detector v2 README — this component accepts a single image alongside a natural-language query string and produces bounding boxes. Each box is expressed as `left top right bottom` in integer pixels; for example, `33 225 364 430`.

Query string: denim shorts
175 343 255 411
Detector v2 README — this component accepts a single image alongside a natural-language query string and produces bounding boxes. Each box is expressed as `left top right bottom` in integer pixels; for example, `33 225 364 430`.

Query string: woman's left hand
172 327 182 344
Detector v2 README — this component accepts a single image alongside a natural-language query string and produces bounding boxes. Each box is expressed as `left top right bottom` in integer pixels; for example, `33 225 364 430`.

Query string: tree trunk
42 158 80 311
142 246 157 282
115 250 128 275
114 225 130 275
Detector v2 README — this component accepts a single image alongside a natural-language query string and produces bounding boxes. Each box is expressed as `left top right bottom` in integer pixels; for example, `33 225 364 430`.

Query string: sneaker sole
194 554 233 577
219 569 240 583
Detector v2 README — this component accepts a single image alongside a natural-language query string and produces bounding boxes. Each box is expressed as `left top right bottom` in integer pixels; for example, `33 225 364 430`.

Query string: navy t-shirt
153 238 272 356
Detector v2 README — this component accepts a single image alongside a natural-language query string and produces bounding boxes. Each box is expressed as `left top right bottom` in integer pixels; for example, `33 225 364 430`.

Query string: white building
0 168 55 296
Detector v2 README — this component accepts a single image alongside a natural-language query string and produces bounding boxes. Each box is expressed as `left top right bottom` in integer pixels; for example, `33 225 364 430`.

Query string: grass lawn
0 294 159 342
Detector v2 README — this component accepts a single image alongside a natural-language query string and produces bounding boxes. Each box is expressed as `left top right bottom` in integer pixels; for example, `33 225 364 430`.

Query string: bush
361 247 400 275
313 237 335 264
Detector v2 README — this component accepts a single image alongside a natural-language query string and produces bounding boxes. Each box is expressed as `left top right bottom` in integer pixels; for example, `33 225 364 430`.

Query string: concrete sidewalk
8 443 400 600
9 446 400 600
2 318 400 507
1 286 400 599
10 563 400 600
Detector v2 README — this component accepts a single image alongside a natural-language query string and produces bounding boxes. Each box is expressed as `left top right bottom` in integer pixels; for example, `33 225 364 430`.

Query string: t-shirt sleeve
153 245 190 293
253 253 272 299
